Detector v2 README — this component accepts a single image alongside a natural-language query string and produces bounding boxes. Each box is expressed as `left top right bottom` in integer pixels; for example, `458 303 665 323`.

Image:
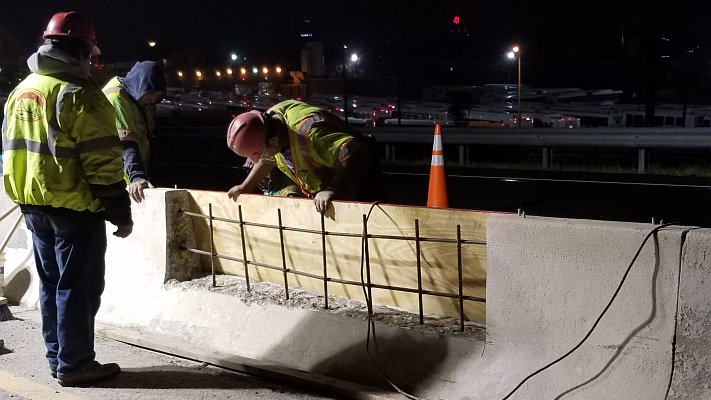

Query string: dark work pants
23 211 107 375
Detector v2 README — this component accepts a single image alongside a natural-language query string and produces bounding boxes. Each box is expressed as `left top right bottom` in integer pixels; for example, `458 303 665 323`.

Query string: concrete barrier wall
0 192 37 306
2 189 710 399
669 229 711 399
485 215 687 400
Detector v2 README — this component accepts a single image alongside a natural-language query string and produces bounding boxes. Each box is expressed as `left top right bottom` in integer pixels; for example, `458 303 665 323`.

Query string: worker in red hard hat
226 100 383 213
43 11 101 57
3 11 129 387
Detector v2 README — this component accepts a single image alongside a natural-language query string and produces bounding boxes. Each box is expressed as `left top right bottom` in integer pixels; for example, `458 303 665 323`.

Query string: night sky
1 1 710 90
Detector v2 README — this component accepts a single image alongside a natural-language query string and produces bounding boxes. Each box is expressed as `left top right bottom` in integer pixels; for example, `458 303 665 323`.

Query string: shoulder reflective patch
295 113 325 137
102 87 121 95
14 89 46 122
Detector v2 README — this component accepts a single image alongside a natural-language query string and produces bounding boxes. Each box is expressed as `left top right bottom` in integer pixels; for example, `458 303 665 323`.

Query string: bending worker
2 12 131 386
103 61 166 203
226 99 382 213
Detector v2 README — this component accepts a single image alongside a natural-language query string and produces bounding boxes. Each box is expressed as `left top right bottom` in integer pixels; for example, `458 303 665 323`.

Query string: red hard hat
227 111 266 163
43 11 101 56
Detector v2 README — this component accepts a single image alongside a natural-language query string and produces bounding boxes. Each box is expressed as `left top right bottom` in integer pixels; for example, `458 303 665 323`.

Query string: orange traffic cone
427 123 449 208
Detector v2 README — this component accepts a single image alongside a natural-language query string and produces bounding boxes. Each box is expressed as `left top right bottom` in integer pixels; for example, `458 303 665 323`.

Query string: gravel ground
166 274 486 341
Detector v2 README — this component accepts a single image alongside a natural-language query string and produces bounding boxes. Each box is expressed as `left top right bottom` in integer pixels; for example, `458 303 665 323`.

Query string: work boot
57 361 121 387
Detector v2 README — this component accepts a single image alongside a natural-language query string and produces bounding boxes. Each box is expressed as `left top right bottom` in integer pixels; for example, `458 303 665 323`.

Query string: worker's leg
24 212 61 374
49 214 106 376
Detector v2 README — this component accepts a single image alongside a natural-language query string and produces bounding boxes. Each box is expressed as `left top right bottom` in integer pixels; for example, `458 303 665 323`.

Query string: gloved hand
314 189 336 214
128 179 153 203
113 221 133 238
227 185 247 201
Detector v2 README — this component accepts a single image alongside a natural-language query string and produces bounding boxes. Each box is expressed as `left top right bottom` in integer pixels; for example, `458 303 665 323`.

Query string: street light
507 45 522 128
148 40 156 47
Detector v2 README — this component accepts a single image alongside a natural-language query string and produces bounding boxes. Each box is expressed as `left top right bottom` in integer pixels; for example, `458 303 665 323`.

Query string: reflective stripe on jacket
103 76 152 172
2 73 124 212
268 100 353 196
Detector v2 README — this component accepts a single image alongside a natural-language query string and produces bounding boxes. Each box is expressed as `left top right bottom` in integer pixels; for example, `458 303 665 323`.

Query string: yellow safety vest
268 100 353 196
2 73 124 212
102 76 153 179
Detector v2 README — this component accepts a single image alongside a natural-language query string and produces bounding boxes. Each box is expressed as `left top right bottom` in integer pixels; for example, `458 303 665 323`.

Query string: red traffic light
453 15 460 25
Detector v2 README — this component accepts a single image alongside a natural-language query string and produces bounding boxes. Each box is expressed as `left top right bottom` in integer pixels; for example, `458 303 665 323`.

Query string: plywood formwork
187 191 492 323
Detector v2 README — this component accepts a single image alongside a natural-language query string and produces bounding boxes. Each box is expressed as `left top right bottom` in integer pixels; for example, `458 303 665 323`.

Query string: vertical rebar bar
457 224 464 332
415 219 423 325
363 214 373 316
321 212 329 309
209 203 216 288
278 209 289 300
238 205 251 292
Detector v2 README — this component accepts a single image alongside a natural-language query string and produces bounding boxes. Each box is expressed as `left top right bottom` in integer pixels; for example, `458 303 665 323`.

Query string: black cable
359 201 428 400
664 228 691 399
501 223 674 400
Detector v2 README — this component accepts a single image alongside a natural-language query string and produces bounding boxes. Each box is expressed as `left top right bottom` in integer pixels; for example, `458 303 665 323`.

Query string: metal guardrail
157 125 711 148
156 125 711 173
368 127 711 148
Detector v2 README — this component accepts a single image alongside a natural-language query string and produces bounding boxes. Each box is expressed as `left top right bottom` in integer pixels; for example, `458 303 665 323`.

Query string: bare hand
128 179 153 203
113 222 133 238
314 189 336 214
227 185 246 201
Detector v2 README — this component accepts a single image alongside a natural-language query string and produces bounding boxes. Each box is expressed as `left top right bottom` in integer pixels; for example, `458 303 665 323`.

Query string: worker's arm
123 141 153 203
314 138 369 213
66 88 133 237
329 138 367 196
227 158 275 201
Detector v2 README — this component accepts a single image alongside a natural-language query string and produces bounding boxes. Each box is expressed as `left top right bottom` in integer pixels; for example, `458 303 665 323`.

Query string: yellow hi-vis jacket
267 100 354 196
2 73 125 213
102 76 153 182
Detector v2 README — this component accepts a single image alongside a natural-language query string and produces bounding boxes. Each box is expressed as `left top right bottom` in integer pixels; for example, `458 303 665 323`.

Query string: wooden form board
187 191 491 323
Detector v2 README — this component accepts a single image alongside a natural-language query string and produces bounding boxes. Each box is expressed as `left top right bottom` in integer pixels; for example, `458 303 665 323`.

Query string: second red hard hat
227 111 267 163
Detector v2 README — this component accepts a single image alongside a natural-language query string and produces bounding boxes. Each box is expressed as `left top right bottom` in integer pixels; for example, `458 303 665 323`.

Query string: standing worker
1 12 132 386
226 99 382 212
103 61 166 203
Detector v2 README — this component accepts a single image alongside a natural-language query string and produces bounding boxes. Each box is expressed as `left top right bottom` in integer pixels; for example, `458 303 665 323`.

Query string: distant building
299 19 325 77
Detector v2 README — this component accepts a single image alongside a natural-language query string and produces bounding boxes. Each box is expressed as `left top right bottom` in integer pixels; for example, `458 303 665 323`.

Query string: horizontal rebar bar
180 210 486 245
183 247 486 303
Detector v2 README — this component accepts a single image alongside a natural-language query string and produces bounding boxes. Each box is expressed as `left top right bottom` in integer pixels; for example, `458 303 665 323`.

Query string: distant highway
381 167 711 227
151 120 711 227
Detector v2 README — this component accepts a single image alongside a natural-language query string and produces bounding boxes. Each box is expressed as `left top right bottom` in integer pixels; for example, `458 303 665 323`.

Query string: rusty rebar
415 219 423 325
278 209 289 300
457 225 464 332
238 205 250 292
209 203 216 288
321 212 329 309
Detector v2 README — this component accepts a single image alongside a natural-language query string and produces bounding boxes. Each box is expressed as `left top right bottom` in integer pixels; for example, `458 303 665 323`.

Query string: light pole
507 46 522 128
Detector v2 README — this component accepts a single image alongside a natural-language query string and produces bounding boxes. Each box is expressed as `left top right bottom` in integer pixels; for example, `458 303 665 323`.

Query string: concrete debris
165 274 486 341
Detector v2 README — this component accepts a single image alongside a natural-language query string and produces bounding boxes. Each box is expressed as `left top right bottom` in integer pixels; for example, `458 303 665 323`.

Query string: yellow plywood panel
187 191 492 323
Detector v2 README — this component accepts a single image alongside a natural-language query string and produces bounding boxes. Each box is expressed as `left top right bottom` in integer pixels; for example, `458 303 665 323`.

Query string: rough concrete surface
166 274 486 340
669 229 711 400
0 307 339 400
486 215 686 400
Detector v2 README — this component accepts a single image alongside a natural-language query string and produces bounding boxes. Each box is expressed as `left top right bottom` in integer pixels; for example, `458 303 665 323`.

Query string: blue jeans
23 211 107 375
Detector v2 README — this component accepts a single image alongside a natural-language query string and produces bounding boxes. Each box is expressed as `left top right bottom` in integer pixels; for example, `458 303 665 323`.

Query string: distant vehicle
549 116 581 129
